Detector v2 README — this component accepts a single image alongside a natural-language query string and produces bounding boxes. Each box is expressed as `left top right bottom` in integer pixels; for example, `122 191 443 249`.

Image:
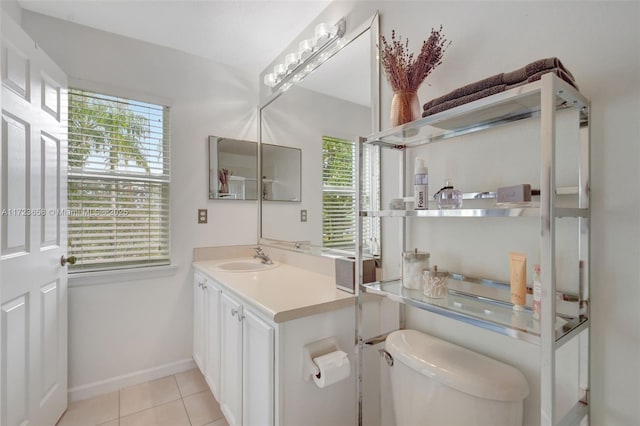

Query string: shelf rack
355 73 590 426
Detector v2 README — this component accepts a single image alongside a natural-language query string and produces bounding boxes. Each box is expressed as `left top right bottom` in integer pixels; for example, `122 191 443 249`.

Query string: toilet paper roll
312 350 350 388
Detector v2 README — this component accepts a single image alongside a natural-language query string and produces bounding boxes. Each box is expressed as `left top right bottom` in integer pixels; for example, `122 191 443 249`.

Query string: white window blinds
322 136 379 253
67 89 170 271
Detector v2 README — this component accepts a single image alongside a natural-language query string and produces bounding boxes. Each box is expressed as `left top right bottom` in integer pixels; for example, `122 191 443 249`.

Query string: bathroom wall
19 11 260 398
9 3 639 425
262 2 640 425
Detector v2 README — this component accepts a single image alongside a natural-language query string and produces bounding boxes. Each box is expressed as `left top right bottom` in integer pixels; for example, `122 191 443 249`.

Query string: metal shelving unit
355 73 590 426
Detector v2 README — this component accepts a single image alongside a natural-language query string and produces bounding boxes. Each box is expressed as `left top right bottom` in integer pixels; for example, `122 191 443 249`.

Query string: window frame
67 88 171 273
321 135 379 255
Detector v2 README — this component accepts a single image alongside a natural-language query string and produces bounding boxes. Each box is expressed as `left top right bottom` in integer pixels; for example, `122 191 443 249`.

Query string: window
322 136 379 254
67 89 170 271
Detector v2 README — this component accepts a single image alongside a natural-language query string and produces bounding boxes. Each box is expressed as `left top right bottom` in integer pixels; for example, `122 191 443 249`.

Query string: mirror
261 144 301 201
259 12 380 253
209 136 258 200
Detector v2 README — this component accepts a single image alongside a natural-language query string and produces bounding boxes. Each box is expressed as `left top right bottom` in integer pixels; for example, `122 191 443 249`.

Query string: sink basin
214 259 279 272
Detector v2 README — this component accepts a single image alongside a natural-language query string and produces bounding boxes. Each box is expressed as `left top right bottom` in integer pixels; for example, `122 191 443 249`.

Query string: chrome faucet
253 246 273 265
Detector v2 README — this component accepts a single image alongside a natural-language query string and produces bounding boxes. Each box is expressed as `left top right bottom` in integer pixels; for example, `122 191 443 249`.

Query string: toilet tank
385 330 529 426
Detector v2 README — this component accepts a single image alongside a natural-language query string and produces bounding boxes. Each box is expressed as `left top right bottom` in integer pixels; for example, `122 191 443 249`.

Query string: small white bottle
414 157 428 210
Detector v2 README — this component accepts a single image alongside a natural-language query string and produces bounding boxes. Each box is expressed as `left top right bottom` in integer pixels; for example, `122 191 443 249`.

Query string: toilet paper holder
302 336 342 381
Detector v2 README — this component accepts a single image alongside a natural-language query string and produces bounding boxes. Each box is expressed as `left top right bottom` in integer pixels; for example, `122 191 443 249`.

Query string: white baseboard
68 358 197 402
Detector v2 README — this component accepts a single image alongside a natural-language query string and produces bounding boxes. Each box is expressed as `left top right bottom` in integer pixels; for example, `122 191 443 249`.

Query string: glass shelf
360 207 588 219
362 280 588 346
363 75 588 149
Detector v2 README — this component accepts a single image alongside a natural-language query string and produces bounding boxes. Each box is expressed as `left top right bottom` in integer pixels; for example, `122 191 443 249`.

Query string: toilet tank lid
385 330 529 402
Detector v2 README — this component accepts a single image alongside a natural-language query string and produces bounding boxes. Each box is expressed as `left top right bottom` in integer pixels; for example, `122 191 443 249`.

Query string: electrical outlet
198 209 208 224
300 209 307 222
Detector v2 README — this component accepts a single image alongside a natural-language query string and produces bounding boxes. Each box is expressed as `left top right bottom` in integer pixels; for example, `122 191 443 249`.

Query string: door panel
1 40 30 101
1 112 30 255
1 13 68 426
242 309 274 426
40 280 59 400
40 74 60 121
40 134 59 247
1 295 29 426
193 273 206 372
205 282 221 399
220 293 242 426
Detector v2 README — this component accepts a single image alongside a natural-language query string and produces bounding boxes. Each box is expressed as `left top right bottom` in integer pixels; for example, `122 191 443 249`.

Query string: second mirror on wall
209 136 258 200
208 136 302 202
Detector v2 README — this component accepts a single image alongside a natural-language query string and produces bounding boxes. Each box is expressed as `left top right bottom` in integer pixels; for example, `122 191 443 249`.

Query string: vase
390 91 421 127
220 182 229 194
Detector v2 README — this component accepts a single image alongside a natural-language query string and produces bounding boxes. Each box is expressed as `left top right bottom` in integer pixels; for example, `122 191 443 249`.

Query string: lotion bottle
414 157 428 210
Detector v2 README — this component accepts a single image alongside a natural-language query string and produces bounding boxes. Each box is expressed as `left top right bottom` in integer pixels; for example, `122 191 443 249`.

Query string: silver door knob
60 255 76 267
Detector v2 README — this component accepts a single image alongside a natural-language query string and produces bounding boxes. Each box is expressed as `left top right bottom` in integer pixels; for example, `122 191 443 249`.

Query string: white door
220 293 242 426
1 13 68 426
193 272 206 372
205 280 222 399
242 309 274 426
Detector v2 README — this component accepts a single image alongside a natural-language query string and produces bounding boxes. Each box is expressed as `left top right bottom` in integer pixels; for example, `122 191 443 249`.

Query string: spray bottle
414 157 428 210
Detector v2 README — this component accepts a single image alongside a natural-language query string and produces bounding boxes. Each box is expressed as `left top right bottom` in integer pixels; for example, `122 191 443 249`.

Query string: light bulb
273 63 286 77
314 22 331 44
298 38 314 59
263 73 276 87
284 52 299 71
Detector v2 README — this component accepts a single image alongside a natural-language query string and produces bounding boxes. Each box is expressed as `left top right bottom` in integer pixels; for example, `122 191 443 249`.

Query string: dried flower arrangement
381 26 451 126
218 168 231 193
380 26 451 93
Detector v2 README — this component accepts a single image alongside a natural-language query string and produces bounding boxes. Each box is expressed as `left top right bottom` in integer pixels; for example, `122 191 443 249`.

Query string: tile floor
56 369 229 426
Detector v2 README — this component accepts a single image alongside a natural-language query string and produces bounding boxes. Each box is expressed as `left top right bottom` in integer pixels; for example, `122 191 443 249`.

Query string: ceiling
18 0 332 78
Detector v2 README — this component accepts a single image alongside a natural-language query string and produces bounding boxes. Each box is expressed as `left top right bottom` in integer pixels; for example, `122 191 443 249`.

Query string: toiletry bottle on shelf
532 264 541 320
414 157 428 210
509 252 527 311
436 178 463 209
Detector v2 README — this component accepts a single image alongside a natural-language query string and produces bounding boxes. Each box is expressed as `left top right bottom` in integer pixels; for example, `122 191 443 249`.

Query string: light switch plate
198 209 208 224
300 209 307 222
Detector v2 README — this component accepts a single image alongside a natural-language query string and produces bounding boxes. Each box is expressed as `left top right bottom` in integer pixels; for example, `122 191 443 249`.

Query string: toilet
385 330 529 426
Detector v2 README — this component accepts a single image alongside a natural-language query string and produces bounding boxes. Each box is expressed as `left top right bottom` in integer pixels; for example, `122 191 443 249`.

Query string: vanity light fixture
263 18 347 92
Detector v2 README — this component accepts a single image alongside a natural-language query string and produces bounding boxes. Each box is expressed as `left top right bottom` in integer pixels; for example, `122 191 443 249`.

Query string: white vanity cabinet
193 273 223 399
220 293 243 426
193 272 207 372
241 308 274 426
205 280 223 398
192 263 356 426
219 292 275 426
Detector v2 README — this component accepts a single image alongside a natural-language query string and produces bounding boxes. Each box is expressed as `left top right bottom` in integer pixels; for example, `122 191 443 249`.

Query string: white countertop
192 259 356 323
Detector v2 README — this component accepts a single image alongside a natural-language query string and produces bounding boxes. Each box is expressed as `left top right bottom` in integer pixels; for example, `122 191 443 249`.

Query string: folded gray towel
502 57 575 85
422 73 504 111
525 67 578 89
422 68 579 118
422 85 507 117
423 57 576 112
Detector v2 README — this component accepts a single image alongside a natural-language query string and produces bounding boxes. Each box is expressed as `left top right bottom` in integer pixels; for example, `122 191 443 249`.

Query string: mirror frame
257 11 380 255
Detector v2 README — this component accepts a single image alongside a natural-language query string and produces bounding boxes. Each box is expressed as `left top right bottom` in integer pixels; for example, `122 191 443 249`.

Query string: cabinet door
220 293 243 426
193 273 206 373
242 309 274 426
205 281 222 399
